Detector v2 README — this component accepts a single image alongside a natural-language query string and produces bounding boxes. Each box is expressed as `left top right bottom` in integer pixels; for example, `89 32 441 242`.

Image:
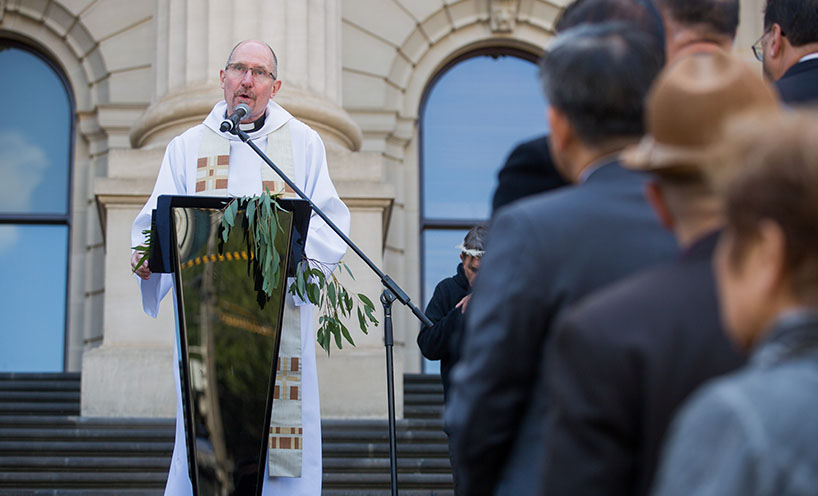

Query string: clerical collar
226 111 266 133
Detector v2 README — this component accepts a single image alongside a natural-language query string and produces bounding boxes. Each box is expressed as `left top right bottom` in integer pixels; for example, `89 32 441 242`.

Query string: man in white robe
130 40 349 496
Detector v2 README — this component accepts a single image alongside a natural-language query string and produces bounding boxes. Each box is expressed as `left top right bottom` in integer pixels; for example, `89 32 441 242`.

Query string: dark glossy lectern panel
154 196 310 496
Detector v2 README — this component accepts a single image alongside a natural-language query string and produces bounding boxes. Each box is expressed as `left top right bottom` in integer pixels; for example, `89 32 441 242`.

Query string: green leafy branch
219 192 288 309
219 191 379 353
131 228 154 273
288 258 379 354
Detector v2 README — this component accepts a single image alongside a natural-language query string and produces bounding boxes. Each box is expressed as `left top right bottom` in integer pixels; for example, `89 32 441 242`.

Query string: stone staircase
0 372 451 495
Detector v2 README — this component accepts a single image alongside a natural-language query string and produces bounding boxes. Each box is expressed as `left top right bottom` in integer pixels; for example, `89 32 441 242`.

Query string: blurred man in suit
445 22 678 496
755 0 818 105
543 50 779 496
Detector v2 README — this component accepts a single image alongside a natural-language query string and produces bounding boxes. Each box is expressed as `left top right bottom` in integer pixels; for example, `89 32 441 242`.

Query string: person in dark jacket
491 136 567 215
755 0 818 105
418 225 487 400
418 225 486 496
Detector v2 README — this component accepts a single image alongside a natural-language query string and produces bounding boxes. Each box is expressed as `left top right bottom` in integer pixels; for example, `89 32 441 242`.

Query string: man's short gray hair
539 21 663 147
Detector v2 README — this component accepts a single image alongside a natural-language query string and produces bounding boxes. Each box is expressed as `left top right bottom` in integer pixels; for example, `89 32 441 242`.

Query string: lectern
151 195 311 496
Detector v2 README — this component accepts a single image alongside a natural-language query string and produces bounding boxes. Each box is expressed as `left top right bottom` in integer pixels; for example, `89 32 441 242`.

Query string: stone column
86 0 396 419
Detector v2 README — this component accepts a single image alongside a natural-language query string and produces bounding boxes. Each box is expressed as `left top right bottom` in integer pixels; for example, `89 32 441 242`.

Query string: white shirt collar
799 52 818 64
579 153 619 183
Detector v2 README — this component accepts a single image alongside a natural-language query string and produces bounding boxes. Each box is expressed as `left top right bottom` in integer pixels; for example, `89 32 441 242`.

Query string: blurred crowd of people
418 0 818 495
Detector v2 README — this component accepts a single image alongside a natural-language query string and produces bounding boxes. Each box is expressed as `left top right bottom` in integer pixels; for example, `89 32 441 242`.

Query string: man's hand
131 251 151 280
456 294 472 314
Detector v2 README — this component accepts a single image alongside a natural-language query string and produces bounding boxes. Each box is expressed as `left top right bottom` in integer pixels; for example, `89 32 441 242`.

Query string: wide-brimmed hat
623 50 779 173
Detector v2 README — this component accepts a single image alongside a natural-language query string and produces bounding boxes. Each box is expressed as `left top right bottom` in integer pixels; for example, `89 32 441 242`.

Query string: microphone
220 103 251 133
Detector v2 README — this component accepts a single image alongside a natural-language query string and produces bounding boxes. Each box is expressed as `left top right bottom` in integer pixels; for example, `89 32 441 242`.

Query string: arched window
0 40 74 372
419 49 548 372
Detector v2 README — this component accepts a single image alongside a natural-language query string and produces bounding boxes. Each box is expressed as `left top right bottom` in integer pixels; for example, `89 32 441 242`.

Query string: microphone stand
234 127 433 496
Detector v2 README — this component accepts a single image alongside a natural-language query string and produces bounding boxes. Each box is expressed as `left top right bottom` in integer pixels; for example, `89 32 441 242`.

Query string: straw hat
623 50 779 173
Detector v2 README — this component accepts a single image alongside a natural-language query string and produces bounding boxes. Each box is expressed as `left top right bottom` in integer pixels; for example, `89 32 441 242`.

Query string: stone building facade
0 0 765 419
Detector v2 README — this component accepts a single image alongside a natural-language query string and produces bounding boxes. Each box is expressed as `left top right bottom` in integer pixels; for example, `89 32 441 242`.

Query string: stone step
403 382 444 396
403 373 443 385
323 442 450 458
404 405 443 420
323 491 453 496
0 382 80 394
323 456 451 473
405 393 445 406
0 491 161 496
0 391 80 402
0 471 166 487
0 373 81 382
323 472 453 489
0 415 174 429
0 402 80 415
0 427 174 442
322 428 446 444
0 456 170 472
322 418 444 432
0 441 172 457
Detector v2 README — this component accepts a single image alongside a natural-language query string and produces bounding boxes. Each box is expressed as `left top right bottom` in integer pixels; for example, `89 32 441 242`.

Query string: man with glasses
131 40 349 496
753 0 818 105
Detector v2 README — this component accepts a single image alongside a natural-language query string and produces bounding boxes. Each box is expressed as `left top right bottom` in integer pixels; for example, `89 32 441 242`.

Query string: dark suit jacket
491 136 568 215
775 58 818 105
542 231 744 496
445 160 678 496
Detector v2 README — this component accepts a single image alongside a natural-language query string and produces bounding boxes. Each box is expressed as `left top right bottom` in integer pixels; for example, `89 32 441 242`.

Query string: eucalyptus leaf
247 200 256 227
332 320 343 349
357 307 366 332
342 262 354 280
341 321 354 346
328 283 337 308
358 293 375 311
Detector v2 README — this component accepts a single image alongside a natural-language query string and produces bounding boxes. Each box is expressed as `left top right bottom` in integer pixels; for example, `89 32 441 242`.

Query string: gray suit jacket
445 159 678 496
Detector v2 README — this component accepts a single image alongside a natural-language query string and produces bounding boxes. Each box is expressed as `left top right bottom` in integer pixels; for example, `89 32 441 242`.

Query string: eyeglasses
753 27 785 62
752 32 767 62
225 63 275 82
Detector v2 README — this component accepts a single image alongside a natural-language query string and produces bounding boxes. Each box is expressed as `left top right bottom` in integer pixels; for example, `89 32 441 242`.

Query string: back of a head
555 0 664 42
719 112 818 303
628 51 779 173
764 0 818 46
657 0 740 40
540 22 664 147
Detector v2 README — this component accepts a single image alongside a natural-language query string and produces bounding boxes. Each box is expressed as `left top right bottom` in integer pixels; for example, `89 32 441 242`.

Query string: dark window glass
422 54 548 221
420 52 547 373
0 41 72 372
